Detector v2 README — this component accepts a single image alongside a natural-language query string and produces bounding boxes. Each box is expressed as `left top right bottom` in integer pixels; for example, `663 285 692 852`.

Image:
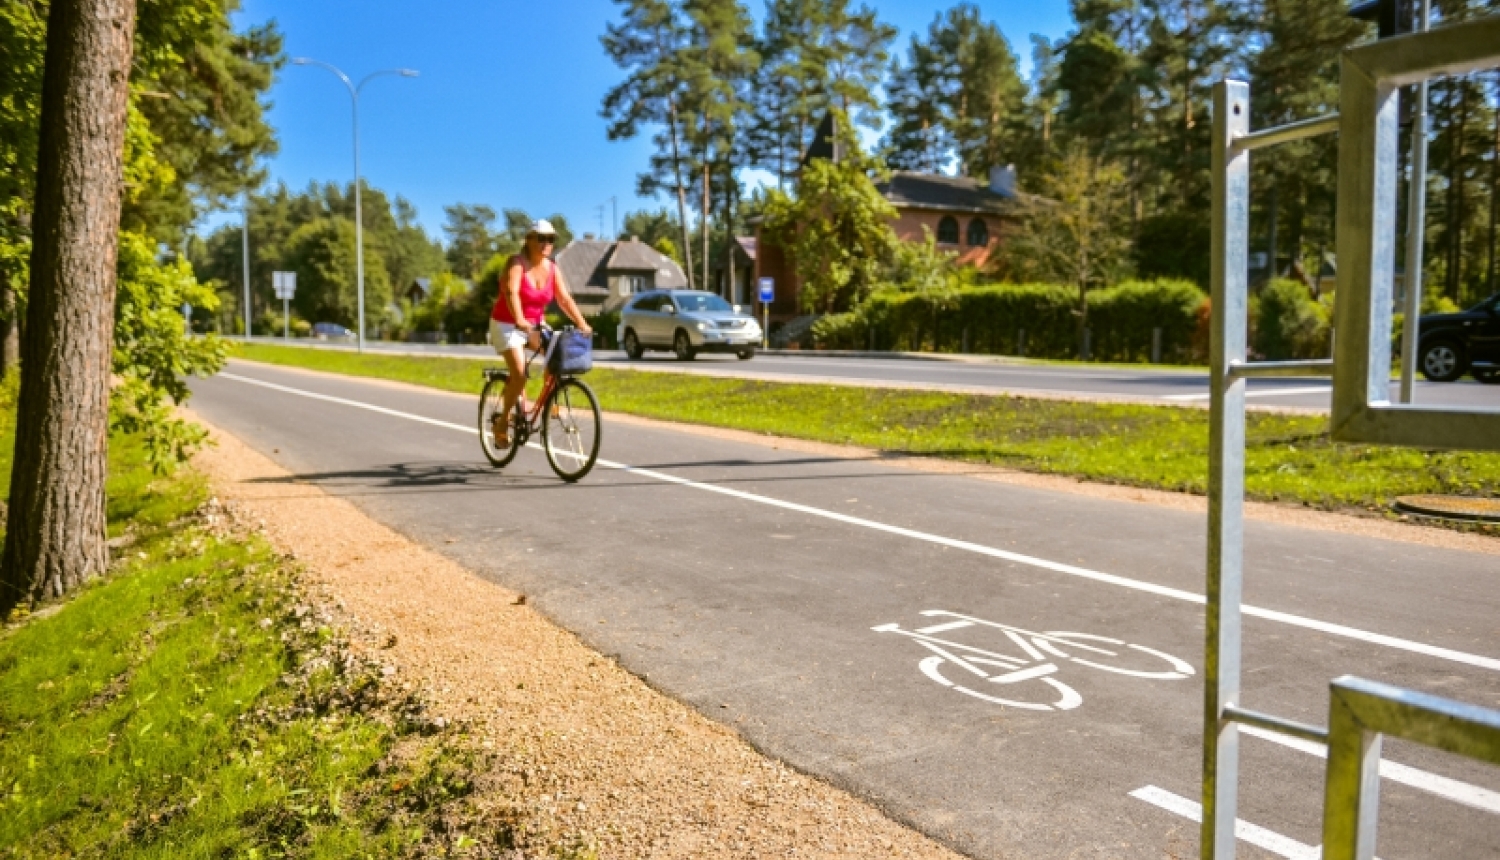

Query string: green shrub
814 279 1207 363
810 311 869 349
1090 279 1207 362
1254 277 1331 360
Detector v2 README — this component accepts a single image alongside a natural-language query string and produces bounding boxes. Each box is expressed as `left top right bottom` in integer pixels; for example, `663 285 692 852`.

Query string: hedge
812 279 1208 363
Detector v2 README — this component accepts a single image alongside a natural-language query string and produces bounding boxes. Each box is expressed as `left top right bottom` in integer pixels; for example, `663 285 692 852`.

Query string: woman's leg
496 345 527 443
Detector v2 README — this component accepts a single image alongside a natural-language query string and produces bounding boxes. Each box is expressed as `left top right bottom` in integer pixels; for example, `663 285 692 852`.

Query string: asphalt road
191 360 1500 859
250 337 1500 413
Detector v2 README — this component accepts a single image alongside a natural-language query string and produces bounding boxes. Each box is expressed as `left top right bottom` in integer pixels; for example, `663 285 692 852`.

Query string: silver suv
619 290 762 361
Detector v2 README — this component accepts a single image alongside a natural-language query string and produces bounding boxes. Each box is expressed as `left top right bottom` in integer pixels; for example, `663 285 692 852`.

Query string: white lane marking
1240 724 1500 815
218 371 1500 676
1162 386 1332 402
915 620 974 635
1129 785 1323 859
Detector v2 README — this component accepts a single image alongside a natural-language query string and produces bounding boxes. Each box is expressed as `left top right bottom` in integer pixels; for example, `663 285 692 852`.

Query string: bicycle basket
546 329 593 376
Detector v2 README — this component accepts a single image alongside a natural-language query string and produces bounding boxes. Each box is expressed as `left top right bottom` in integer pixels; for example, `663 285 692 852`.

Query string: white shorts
489 319 530 353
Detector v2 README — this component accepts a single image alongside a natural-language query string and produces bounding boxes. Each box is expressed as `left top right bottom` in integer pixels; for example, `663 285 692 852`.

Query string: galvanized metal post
1322 688 1384 860
1398 0 1431 403
1203 79 1251 860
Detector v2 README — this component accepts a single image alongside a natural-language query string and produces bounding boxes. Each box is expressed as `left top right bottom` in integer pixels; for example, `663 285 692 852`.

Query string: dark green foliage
1133 210 1212 287
191 182 446 334
283 218 393 330
883 4 1026 177
1253 277 1331 360
0 0 274 466
814 278 1206 362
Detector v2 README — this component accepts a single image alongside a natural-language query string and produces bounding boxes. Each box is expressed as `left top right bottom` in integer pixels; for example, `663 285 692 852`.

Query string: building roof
875 171 1014 215
555 238 689 294
735 236 756 261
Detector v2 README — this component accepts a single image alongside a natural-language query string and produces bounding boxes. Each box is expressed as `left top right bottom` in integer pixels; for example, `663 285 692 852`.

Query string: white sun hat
528 219 558 237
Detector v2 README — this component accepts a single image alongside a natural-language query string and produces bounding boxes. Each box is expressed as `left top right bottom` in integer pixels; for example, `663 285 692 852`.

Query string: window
671 292 734 313
630 293 661 311
628 275 648 294
966 218 989 247
936 216 960 245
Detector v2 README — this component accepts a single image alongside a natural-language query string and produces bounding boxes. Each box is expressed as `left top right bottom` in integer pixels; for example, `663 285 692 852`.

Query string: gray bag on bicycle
546 329 593 375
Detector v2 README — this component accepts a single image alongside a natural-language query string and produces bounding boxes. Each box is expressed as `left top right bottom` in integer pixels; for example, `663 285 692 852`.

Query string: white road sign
273 270 297 300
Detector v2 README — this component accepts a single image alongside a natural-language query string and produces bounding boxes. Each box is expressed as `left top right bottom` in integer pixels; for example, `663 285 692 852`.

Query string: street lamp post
291 58 418 352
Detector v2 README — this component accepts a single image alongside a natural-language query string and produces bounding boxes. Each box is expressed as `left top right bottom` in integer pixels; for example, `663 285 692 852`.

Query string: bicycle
478 328 602 482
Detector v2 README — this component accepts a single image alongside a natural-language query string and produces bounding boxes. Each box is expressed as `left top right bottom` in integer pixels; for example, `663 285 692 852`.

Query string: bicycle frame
506 337 563 436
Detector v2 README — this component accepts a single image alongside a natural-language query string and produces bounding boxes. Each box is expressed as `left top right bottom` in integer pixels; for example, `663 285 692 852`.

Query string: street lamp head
398 69 420 77
291 57 311 65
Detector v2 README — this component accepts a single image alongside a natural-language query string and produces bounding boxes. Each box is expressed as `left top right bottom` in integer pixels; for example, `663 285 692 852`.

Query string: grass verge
234 342 1500 519
0 398 528 856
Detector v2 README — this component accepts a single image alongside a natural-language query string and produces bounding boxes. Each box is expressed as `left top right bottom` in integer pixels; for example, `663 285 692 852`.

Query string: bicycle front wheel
478 375 523 468
542 377 601 482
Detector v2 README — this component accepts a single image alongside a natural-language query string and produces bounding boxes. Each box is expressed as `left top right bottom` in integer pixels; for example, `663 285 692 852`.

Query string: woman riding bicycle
490 219 592 445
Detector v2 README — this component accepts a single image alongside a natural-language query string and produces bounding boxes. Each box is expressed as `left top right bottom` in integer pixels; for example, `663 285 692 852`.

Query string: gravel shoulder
188 411 967 859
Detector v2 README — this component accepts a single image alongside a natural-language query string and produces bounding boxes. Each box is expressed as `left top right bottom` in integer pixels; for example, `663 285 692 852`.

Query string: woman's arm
551 263 592 334
503 258 529 329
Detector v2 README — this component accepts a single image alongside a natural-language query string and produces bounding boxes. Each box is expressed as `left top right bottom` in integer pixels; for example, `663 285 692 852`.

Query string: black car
1418 292 1500 383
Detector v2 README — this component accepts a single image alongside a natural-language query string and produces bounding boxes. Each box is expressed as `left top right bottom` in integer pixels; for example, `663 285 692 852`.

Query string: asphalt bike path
189 360 1500 859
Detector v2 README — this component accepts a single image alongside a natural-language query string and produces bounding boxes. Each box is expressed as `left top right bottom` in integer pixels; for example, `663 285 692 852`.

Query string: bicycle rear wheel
478 375 523 468
542 377 601 482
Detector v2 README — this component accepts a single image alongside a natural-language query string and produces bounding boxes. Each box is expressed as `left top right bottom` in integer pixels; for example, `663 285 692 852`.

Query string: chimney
989 164 1016 197
583 232 596 240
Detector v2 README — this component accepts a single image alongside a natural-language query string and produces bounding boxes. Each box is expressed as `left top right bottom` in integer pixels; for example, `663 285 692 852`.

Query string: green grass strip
234 342 1500 515
0 396 511 856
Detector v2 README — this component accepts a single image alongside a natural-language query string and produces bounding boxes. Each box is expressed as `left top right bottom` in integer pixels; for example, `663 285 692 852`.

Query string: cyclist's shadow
248 460 567 496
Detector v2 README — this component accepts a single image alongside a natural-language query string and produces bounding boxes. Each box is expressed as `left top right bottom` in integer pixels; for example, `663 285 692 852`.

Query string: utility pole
241 191 251 339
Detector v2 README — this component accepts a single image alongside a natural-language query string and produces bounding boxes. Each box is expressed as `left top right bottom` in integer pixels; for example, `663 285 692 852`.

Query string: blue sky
217 0 1076 242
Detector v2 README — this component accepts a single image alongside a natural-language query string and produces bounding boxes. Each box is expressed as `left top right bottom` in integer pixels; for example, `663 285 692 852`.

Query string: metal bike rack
1203 14 1500 860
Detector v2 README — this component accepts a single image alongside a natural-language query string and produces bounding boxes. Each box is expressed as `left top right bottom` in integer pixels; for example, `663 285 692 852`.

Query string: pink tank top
491 258 555 324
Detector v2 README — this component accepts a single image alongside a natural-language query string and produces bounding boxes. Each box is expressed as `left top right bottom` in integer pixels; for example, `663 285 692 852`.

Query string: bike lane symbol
872 610 1196 712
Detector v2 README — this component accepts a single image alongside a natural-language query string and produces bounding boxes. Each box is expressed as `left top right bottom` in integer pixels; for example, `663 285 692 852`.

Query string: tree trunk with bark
0 0 136 615
666 99 696 289
0 281 18 376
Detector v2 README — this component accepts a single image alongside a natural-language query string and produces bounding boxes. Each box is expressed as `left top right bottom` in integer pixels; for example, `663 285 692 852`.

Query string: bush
1254 277 1331 360
1090 279 1206 362
814 279 1207 363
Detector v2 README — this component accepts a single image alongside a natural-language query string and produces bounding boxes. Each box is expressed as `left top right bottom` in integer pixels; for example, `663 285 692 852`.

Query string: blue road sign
757 277 774 303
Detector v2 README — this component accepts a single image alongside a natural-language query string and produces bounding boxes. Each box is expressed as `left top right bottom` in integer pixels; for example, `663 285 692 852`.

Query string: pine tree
744 0 895 182
883 34 950 172
1243 0 1364 282
601 0 698 283
882 5 1025 179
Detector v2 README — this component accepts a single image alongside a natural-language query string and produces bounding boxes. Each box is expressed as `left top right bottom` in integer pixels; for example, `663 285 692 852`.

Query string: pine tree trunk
666 98 696 289
0 0 135 615
0 281 18 376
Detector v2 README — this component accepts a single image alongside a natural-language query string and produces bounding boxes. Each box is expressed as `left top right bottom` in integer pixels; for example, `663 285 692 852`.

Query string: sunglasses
534 235 557 244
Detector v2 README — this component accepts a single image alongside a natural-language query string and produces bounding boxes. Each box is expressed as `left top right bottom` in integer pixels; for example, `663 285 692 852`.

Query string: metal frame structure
1203 14 1500 860
1331 15 1500 449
